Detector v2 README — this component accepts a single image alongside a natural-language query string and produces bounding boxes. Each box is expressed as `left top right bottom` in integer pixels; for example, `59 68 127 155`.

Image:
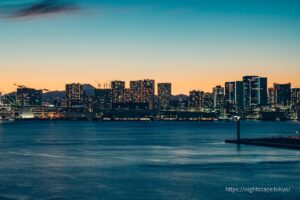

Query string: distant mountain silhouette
42 84 96 101
4 86 187 102
171 94 188 100
82 84 96 96
3 92 16 97
42 91 65 101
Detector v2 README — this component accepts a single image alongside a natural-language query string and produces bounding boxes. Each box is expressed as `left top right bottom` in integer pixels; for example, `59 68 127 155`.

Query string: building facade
130 80 143 103
124 88 133 103
268 88 275 106
291 88 300 109
16 87 42 106
94 88 112 110
142 79 155 110
213 85 225 111
203 92 214 110
189 90 203 110
274 83 291 106
66 83 84 108
158 83 172 110
243 76 267 109
111 81 125 103
225 81 243 111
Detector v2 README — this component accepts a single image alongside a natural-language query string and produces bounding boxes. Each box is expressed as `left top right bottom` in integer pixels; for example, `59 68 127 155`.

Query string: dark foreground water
0 121 300 200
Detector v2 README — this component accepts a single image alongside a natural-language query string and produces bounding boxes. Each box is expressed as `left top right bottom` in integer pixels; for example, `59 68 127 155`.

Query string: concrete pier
225 137 300 150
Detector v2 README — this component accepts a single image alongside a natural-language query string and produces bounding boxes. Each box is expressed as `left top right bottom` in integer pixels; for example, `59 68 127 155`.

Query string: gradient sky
0 0 300 94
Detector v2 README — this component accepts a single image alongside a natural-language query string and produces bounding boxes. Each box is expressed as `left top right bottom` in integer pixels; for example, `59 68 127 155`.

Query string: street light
233 116 241 144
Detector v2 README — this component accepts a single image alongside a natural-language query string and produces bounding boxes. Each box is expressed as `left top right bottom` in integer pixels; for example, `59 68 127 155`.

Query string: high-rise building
129 79 155 109
142 79 155 110
158 83 172 110
243 76 267 109
169 95 188 110
203 92 214 110
130 80 143 103
111 81 125 103
252 77 268 107
225 81 243 111
243 76 258 109
189 90 203 110
84 96 94 112
292 88 300 109
94 88 112 110
274 83 291 106
268 88 275 106
66 83 84 107
16 87 42 106
124 88 133 103
213 85 224 110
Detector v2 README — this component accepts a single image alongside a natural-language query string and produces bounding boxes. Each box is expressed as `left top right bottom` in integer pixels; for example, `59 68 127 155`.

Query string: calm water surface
0 121 300 200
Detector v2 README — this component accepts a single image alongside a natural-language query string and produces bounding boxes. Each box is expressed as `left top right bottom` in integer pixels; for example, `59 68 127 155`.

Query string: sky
0 0 300 94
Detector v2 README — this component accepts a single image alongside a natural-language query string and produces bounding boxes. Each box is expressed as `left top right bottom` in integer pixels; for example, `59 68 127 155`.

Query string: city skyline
1 0 300 93
2 74 299 121
0 76 298 95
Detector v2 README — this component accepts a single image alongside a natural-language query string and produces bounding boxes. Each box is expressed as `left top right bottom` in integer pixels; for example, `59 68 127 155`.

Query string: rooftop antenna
13 83 26 88
41 89 50 92
94 81 101 89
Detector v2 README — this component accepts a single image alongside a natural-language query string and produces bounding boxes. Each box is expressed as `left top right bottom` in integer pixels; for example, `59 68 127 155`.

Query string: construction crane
13 83 26 88
13 84 49 92
94 81 112 89
95 81 101 89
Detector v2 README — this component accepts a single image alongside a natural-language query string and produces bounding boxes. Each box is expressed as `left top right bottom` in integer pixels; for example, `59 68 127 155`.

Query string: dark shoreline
2 118 298 122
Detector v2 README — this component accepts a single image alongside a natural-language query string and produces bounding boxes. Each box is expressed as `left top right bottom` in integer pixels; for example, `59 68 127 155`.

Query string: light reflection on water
0 121 300 199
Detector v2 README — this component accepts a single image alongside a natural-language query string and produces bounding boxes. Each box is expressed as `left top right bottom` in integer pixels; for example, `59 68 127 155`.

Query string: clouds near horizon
0 0 80 19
